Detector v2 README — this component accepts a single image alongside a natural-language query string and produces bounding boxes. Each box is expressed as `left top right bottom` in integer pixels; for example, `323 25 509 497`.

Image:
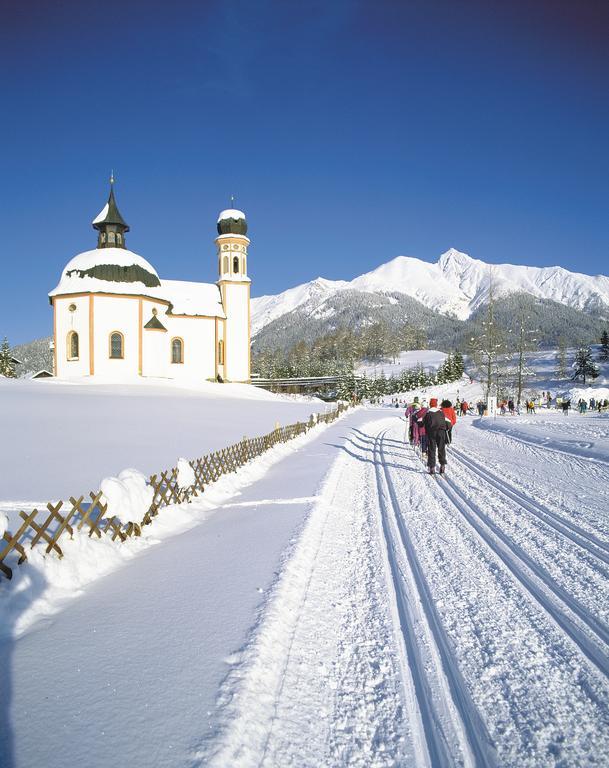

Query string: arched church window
218 340 224 365
109 331 124 359
67 331 79 360
233 256 239 274
223 256 229 274
116 233 122 246
171 337 184 364
108 231 116 244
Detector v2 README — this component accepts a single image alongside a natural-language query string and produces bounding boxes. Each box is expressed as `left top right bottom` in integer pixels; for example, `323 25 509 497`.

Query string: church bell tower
92 175 130 249
216 206 251 382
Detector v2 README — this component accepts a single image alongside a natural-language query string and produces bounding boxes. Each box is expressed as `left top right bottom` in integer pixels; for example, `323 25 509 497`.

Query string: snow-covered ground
0 377 327 528
356 349 447 378
521 347 609 396
3 377 609 766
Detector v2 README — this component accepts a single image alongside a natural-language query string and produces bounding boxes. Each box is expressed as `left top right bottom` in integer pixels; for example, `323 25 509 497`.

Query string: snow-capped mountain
251 276 349 336
251 249 609 334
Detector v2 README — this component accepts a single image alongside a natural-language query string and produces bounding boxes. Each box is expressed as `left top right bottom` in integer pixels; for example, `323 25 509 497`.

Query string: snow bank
177 458 195 489
0 512 7 537
100 469 154 525
567 386 609 402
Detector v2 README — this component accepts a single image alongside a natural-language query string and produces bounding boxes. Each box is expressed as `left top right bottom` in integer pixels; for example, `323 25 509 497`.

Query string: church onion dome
49 247 161 300
217 208 247 236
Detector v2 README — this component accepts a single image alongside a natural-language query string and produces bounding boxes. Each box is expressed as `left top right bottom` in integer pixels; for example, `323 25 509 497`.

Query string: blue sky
1 0 608 344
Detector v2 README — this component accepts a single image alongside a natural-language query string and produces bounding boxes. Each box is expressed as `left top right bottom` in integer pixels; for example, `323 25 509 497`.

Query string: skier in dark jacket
422 398 451 474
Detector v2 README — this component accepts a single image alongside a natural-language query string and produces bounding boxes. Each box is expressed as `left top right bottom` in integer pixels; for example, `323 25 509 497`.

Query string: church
49 181 251 383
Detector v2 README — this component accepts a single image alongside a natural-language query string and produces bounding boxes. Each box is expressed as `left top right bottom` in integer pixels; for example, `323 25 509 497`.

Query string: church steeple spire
92 175 130 249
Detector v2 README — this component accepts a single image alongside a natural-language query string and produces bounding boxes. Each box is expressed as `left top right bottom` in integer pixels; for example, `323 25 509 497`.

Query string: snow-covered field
356 349 447 378
2 375 609 766
0 377 326 527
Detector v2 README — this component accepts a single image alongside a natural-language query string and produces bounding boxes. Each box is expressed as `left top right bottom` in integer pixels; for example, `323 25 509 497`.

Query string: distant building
49 181 251 382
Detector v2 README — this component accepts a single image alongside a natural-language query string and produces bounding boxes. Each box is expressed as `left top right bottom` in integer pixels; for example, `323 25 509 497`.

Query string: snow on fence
0 403 349 580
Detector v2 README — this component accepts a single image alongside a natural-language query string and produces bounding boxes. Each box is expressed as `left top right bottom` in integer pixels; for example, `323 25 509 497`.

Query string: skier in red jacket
441 399 457 444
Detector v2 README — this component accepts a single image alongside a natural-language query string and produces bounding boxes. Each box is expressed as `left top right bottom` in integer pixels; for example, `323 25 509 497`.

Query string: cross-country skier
414 400 429 454
423 398 451 474
404 397 420 444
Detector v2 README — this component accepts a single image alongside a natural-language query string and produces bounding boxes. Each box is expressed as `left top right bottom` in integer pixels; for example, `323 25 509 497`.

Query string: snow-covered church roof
49 249 226 318
217 208 246 223
50 248 161 294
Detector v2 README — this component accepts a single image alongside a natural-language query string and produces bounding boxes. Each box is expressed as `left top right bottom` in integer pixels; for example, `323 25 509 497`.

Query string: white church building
49 181 251 383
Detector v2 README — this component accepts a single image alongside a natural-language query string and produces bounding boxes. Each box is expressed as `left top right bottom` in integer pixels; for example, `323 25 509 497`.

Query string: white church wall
54 295 91 378
217 319 225 381
92 295 139 378
222 283 250 382
141 300 171 378
142 327 169 378
164 316 216 381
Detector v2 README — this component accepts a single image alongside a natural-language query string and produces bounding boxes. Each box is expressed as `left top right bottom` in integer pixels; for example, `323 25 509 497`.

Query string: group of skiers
404 397 459 475
576 397 609 413
494 395 609 416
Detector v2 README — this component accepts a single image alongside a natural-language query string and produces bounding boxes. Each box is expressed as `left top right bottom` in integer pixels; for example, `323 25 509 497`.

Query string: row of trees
253 322 427 379
336 353 465 400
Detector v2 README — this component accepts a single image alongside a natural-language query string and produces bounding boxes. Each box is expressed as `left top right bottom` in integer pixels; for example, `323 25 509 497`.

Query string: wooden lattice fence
0 403 349 580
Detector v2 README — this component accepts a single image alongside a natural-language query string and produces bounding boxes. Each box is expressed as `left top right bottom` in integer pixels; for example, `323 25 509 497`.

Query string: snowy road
4 408 609 766
205 412 609 767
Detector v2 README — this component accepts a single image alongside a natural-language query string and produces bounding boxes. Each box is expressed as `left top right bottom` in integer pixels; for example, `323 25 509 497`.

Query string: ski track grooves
449 446 609 568
374 428 498 768
473 421 609 471
427 456 609 679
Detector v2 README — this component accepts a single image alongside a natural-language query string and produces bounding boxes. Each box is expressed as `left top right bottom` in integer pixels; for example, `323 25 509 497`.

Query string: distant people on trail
460 400 469 416
579 399 587 414
508 399 515 415
561 399 571 415
422 398 451 475
441 399 457 444
477 400 485 416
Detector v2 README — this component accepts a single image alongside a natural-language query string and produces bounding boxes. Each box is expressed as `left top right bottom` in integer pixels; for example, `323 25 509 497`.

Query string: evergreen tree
0 337 16 378
572 346 600 384
452 351 465 378
599 330 609 362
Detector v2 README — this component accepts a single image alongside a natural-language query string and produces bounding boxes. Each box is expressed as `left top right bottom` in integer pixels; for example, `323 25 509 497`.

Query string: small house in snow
49 181 251 382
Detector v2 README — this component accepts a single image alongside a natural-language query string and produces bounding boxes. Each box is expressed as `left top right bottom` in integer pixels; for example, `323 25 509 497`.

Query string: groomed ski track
204 411 609 767
6 408 609 767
